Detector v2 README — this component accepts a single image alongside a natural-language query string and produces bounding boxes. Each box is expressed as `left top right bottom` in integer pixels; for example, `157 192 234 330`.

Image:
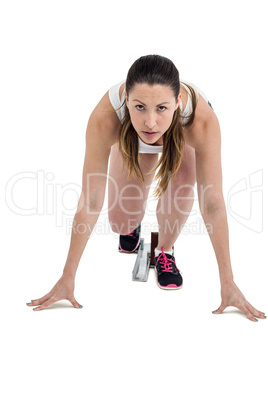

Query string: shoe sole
157 282 183 290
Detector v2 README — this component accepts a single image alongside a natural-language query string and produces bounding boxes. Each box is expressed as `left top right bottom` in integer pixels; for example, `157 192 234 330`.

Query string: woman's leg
108 142 159 235
156 144 196 250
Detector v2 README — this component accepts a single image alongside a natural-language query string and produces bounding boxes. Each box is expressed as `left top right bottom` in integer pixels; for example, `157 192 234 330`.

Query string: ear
175 93 182 110
125 90 129 108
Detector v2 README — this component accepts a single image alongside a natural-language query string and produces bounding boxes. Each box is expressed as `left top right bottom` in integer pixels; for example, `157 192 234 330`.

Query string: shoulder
180 83 189 112
86 87 122 149
108 80 126 124
184 94 220 150
119 82 126 99
109 80 126 106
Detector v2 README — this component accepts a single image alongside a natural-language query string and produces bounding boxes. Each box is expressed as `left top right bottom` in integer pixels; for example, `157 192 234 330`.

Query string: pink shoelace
156 247 177 273
127 230 135 237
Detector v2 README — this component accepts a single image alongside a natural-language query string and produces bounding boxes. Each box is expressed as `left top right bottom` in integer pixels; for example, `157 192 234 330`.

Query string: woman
27 55 265 321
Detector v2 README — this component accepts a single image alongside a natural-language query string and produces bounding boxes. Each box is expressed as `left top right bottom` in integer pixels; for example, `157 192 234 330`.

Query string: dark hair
126 54 181 99
119 54 197 199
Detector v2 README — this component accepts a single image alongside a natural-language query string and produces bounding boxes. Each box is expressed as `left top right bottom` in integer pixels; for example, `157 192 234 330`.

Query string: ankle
156 244 174 252
155 247 173 257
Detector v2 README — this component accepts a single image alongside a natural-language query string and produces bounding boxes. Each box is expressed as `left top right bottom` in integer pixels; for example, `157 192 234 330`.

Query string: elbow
76 190 104 214
200 195 226 218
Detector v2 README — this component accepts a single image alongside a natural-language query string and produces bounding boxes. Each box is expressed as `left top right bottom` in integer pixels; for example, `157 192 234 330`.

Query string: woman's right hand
26 272 83 311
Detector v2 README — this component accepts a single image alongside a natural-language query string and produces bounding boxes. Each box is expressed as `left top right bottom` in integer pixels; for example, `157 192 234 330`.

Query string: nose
145 112 157 130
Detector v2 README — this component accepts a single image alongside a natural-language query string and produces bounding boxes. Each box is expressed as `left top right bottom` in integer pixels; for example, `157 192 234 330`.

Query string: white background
1 0 268 401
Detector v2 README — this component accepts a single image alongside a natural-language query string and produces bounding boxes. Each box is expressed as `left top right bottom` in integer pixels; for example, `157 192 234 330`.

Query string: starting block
132 232 174 282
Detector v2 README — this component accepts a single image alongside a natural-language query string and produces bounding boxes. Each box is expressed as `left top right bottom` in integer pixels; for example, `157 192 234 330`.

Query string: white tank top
108 80 209 154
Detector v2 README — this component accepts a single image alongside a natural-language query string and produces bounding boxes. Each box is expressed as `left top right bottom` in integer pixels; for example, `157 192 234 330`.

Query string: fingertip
72 299 83 308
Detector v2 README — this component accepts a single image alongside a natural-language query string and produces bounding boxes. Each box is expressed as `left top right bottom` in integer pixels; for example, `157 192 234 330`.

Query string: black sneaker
119 224 141 253
154 247 183 289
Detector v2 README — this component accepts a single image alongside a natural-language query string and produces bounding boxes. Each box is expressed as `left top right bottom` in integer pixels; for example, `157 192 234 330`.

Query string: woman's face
125 83 181 144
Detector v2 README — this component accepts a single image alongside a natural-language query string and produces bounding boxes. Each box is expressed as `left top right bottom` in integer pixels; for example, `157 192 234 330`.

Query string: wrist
62 267 77 281
218 261 234 286
220 275 234 288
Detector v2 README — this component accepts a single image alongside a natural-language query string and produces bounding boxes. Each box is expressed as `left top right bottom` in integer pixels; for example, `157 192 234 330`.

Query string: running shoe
119 224 141 253
154 247 183 289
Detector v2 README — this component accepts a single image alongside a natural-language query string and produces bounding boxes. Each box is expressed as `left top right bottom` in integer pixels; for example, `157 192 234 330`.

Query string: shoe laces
156 247 178 273
127 229 135 237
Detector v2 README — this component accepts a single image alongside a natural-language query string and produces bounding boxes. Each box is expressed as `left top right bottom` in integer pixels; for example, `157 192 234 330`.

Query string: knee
170 167 196 203
108 214 143 235
173 181 195 200
182 168 196 188
176 146 196 187
172 167 196 194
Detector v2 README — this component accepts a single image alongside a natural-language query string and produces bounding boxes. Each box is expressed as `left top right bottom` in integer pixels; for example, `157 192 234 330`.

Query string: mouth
142 131 158 137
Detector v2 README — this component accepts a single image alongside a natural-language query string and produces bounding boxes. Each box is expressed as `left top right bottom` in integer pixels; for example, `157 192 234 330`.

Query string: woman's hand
26 273 83 311
213 280 266 322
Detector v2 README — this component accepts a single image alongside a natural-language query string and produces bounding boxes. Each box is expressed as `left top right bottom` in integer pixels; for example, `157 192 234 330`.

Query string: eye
158 106 167 112
136 105 144 111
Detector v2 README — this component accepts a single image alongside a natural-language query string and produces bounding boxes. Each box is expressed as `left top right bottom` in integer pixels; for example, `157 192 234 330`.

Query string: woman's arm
28 91 121 310
189 97 265 322
62 93 119 279
194 109 233 285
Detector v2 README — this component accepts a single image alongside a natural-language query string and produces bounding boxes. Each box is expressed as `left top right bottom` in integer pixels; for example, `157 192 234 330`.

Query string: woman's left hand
213 281 266 322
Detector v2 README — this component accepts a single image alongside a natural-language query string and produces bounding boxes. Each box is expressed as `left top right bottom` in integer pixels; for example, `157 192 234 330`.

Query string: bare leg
108 142 158 234
156 144 196 250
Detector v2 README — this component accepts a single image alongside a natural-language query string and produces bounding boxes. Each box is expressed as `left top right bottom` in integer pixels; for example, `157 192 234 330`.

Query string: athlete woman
27 55 265 321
